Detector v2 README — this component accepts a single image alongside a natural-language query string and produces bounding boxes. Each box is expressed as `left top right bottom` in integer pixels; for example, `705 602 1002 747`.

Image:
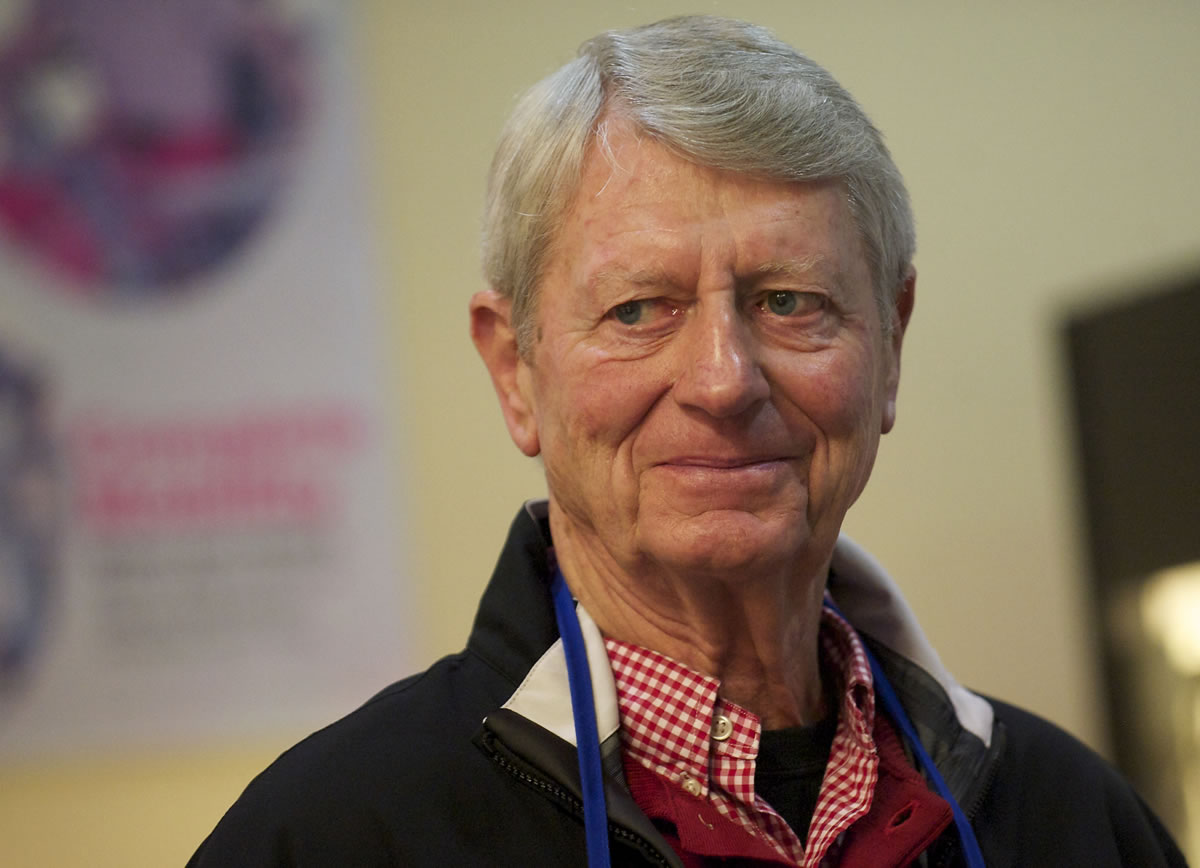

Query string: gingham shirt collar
605 602 877 867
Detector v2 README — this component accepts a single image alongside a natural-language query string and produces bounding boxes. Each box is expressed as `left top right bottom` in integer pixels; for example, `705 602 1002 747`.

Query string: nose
672 301 769 418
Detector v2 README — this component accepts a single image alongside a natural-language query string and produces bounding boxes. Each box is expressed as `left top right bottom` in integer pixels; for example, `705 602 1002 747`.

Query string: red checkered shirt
604 604 878 867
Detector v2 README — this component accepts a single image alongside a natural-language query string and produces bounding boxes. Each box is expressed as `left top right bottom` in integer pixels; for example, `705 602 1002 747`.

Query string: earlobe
469 290 540 456
881 268 916 434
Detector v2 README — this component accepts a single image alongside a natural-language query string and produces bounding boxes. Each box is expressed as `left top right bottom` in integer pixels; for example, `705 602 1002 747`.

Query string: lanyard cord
551 575 984 868
842 611 988 868
551 568 612 868
863 644 987 867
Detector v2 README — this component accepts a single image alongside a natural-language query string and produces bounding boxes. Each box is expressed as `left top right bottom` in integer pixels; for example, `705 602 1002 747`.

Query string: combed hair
481 15 915 352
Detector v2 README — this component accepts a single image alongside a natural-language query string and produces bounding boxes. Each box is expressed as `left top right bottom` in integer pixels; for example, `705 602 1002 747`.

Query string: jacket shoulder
188 648 516 866
973 698 1186 867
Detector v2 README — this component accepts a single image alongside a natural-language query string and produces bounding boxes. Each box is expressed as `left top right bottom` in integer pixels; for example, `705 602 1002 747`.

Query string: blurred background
0 1 1197 865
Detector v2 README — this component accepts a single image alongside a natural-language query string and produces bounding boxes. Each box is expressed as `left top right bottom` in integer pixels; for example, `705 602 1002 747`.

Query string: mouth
658 456 792 469
648 456 796 501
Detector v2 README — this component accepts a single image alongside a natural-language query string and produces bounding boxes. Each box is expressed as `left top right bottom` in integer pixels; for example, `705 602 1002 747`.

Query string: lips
647 456 796 503
656 455 792 469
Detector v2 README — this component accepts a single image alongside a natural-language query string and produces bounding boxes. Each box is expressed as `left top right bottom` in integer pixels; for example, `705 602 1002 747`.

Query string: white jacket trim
502 604 620 749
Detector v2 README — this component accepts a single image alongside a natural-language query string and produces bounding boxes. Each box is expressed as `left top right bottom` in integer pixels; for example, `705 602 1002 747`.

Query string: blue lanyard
552 571 985 868
551 568 611 868
825 601 987 868
858 634 988 868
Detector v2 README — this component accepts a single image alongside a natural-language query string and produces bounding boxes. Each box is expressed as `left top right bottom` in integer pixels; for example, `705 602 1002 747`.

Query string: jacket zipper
486 748 673 867
932 741 1004 868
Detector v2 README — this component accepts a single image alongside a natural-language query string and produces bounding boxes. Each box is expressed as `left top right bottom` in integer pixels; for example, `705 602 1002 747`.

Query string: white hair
481 15 915 352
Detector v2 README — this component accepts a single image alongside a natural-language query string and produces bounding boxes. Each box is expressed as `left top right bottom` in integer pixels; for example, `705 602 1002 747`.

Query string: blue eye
762 291 823 317
765 291 799 315
612 300 644 325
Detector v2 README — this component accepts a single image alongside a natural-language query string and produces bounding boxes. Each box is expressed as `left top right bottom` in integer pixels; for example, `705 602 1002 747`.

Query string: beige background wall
3 2 1198 865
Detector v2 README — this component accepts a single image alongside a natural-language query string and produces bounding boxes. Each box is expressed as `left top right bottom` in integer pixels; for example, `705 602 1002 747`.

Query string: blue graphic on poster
0 345 56 693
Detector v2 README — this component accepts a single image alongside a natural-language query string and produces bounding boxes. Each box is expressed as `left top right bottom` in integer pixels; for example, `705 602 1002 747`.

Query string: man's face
499 121 911 579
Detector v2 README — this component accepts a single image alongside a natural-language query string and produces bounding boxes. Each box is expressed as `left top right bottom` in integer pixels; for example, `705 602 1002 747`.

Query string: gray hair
481 15 915 353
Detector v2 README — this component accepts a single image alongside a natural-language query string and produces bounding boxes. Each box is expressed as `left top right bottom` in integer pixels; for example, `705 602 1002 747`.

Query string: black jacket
189 506 1186 867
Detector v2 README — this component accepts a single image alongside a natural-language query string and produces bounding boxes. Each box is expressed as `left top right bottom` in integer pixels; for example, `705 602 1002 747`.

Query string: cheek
781 352 880 433
778 353 885 492
536 358 658 465
832 367 883 433
536 359 664 530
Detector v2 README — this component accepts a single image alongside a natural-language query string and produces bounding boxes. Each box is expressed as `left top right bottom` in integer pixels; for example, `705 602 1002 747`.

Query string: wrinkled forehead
546 124 866 289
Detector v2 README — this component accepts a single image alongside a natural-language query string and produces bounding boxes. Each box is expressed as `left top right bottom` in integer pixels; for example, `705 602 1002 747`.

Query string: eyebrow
585 265 678 294
753 254 829 280
584 255 835 296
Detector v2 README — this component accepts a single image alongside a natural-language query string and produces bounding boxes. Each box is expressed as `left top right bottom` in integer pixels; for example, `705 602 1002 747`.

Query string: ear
880 267 916 434
470 289 540 456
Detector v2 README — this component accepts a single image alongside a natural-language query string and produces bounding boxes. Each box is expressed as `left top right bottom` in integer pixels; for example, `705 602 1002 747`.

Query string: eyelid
760 287 824 298
605 297 684 331
755 289 827 311
608 297 679 314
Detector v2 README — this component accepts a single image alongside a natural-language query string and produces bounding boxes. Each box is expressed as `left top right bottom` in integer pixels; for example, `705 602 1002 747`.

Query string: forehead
545 121 866 291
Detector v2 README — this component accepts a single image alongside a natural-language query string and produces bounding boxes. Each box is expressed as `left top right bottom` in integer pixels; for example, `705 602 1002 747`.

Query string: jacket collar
828 536 994 747
502 602 621 750
472 501 997 804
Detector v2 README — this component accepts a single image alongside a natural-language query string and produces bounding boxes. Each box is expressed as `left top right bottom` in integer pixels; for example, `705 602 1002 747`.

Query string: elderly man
191 16 1184 867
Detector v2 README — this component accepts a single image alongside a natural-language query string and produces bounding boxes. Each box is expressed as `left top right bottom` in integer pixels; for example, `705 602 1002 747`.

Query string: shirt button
679 772 702 797
712 714 733 741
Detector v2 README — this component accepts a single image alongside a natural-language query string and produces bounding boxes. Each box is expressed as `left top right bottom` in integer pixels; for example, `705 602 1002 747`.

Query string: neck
549 502 832 729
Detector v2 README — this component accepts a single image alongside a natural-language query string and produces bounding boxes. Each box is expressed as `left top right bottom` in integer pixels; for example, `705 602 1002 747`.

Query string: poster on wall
0 0 411 755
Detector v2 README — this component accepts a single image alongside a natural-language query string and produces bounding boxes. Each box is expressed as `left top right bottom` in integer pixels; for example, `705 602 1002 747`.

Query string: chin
640 508 809 578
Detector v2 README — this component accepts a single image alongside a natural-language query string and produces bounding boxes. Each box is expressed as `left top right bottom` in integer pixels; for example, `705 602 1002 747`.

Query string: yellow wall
3 2 1199 865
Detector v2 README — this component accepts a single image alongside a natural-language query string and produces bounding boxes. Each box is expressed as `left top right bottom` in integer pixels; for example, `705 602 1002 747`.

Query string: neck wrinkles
549 498 831 728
